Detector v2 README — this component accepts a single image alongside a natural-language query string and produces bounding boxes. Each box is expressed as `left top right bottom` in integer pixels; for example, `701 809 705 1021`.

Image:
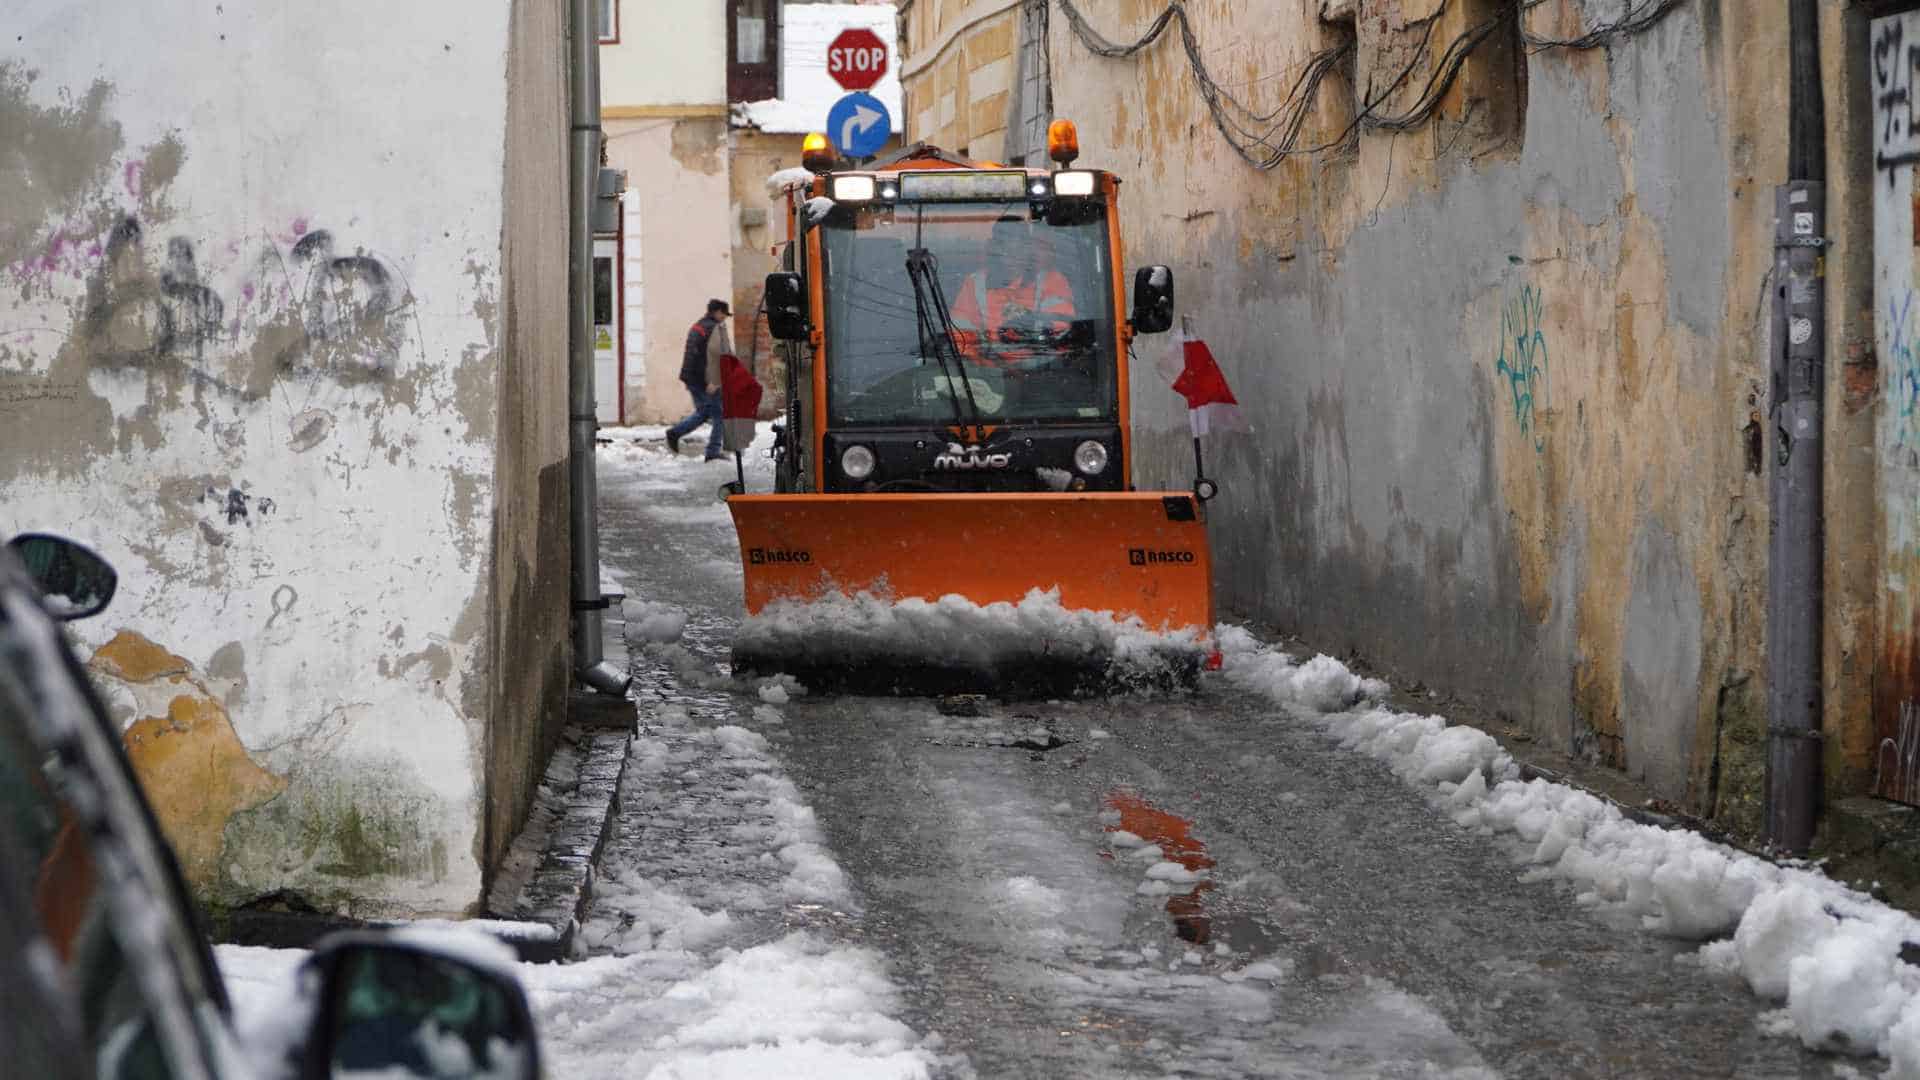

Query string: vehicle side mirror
303 936 539 1080
765 272 807 341
8 534 117 621
1131 266 1174 335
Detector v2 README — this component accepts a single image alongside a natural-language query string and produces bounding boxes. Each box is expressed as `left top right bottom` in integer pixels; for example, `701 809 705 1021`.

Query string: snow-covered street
217 426 1895 1076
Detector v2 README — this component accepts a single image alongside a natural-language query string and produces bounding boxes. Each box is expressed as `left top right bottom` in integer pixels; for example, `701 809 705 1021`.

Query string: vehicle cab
761 120 1174 497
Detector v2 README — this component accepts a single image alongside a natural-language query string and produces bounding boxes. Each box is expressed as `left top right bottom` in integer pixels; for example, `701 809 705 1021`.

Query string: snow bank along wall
1042 1 1883 832
0 1 574 917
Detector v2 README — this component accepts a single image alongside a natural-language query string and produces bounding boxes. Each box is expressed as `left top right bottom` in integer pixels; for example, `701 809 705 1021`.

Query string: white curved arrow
840 104 883 151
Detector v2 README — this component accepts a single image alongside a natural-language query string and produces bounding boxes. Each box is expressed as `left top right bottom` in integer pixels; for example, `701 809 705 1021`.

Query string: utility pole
1767 0 1825 853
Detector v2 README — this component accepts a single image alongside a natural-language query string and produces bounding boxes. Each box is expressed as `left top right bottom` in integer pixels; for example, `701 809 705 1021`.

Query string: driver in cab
949 216 1075 368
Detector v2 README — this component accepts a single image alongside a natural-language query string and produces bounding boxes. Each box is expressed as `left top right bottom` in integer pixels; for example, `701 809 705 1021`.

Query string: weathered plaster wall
0 1 549 916
600 0 726 109
606 117 734 423
1049 0 1822 822
484 0 573 886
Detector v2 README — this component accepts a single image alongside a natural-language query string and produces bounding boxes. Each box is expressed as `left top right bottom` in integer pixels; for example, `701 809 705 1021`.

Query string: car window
0 581 231 1080
0 807 88 1080
0 671 178 1079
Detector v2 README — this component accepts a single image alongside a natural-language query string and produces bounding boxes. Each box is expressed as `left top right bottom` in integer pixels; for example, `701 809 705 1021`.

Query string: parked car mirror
1131 266 1175 335
765 272 808 341
7 534 117 621
304 937 538 1080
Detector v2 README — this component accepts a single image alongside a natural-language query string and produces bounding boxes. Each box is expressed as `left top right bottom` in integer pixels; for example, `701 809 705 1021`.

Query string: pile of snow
804 196 837 224
1216 627 1920 1064
735 587 1206 685
578 868 738 955
621 598 688 645
757 673 807 705
524 933 941 1077
766 166 815 199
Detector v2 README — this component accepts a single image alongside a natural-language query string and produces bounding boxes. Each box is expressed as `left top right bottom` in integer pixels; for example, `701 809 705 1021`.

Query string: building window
728 0 779 102
598 0 618 43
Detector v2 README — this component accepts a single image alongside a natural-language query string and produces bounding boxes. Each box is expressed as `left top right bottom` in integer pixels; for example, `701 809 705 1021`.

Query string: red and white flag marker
1156 318 1247 509
1159 320 1249 437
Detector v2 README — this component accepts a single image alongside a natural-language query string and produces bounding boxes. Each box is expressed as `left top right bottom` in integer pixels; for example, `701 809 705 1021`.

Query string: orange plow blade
726 492 1214 695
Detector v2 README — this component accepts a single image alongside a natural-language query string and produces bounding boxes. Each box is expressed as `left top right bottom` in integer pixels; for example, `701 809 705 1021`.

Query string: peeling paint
91 631 286 893
2 1 567 917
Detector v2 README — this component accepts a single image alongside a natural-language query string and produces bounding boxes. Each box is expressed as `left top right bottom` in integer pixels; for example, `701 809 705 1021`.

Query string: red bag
719 354 762 454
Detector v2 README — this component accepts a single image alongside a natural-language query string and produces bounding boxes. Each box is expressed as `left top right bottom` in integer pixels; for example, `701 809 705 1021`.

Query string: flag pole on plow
1157 316 1248 501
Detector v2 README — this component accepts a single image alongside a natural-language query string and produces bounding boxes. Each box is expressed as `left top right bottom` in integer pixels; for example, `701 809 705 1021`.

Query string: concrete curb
482 586 637 960
482 717 632 961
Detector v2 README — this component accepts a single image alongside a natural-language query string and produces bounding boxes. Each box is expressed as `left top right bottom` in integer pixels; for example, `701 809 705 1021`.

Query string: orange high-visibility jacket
949 270 1076 365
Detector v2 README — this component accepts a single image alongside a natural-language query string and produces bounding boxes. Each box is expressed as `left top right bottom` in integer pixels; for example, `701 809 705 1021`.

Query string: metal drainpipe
568 0 629 696
1766 0 1825 853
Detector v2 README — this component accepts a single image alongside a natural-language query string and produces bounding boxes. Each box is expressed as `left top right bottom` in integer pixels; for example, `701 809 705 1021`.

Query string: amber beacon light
802 132 835 173
1047 119 1080 166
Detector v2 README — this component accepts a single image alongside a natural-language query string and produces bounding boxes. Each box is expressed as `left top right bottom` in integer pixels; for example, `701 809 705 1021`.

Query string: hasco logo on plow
1129 548 1196 566
749 547 812 565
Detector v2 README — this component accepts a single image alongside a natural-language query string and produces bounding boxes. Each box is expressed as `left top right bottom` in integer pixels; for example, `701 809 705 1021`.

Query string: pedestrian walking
665 299 734 461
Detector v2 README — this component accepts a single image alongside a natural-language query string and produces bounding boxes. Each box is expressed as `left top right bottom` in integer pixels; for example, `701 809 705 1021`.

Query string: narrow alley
521 427 1831 1078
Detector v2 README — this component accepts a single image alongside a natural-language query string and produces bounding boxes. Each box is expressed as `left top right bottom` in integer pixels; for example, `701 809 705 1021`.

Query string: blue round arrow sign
826 92 892 159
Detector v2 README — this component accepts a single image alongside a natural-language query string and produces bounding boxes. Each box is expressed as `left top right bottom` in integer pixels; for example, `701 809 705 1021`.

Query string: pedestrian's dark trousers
666 380 723 457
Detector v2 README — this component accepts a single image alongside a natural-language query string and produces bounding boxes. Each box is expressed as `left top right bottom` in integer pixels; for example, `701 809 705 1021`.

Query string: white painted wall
601 0 726 108
734 2 904 134
1 1 523 915
604 117 734 424
621 190 651 421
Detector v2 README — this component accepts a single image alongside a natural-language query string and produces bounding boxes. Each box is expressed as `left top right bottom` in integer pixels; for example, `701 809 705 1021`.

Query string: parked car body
0 534 541 1079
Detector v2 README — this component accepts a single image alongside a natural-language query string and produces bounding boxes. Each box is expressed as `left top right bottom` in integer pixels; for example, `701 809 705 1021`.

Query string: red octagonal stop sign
827 27 889 91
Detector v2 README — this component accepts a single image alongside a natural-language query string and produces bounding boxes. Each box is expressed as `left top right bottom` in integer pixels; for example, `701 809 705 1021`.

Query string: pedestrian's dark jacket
682 315 720 386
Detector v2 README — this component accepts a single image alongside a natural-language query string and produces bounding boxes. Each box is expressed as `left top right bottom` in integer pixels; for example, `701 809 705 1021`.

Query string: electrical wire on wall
1520 0 1686 50
1053 0 1692 171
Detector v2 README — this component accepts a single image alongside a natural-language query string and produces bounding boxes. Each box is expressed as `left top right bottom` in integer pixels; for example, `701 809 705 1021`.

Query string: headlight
831 175 876 202
1028 177 1051 198
879 182 899 200
841 444 876 479
1053 171 1096 197
1073 440 1108 475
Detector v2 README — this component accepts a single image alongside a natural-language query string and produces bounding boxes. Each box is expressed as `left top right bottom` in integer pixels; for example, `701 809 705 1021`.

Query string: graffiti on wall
1873 10 1920 809
1891 289 1920 447
1494 284 1550 452
9 212 414 389
1878 700 1920 804
1875 13 1920 185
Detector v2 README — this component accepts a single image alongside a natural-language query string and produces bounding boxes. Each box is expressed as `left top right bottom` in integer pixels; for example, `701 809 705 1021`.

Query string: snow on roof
733 3 904 136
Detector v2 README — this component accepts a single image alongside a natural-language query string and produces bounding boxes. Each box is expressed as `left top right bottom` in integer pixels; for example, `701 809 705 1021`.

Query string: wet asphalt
596 436 1840 1080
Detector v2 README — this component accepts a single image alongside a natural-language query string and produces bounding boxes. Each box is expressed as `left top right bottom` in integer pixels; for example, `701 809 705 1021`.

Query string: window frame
598 0 619 45
727 0 780 102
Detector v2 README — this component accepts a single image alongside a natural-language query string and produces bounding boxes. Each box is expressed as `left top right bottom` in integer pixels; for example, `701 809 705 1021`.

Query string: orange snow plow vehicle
728 122 1215 693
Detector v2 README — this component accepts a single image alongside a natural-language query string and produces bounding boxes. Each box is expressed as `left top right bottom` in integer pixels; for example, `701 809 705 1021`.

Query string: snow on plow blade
727 492 1214 696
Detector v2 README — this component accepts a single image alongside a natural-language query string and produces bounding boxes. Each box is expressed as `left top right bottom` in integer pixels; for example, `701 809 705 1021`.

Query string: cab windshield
820 199 1116 426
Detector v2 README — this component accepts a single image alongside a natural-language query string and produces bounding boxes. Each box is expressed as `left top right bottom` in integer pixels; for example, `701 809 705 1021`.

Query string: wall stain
91 630 286 893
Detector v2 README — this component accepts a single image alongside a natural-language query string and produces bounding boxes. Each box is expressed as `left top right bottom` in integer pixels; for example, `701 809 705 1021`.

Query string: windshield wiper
904 214 981 430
